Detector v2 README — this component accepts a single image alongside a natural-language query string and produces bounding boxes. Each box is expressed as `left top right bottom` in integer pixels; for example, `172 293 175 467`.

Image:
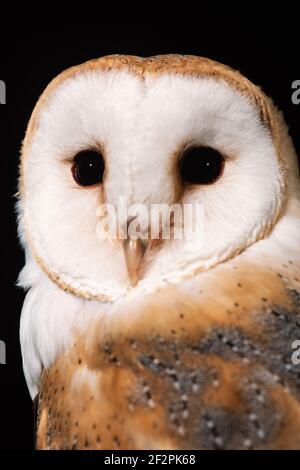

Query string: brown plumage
36 258 300 449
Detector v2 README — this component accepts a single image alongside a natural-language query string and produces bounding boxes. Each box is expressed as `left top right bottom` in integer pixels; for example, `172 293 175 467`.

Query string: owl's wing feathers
36 229 300 449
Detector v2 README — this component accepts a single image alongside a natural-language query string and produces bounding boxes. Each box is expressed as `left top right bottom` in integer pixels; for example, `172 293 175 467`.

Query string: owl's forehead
36 54 266 99
26 55 277 146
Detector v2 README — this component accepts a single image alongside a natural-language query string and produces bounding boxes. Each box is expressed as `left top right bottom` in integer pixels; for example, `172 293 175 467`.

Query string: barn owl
17 54 300 450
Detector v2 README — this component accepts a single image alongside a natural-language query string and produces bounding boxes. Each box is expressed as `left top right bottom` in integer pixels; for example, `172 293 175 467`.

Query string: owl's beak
123 238 149 287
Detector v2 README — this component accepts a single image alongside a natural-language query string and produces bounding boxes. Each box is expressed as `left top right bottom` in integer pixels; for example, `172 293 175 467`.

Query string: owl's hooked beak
123 238 149 287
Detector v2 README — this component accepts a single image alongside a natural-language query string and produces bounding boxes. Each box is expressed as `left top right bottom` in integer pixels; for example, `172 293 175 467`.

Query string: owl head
17 55 298 302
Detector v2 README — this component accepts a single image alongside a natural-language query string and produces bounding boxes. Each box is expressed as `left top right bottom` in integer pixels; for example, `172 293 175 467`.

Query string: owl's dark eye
72 149 105 187
179 146 225 185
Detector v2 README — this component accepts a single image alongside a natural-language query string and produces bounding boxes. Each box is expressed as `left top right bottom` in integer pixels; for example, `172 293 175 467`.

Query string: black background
0 17 299 450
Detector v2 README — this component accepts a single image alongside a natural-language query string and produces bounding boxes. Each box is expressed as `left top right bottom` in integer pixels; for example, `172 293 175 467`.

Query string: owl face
18 55 284 301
